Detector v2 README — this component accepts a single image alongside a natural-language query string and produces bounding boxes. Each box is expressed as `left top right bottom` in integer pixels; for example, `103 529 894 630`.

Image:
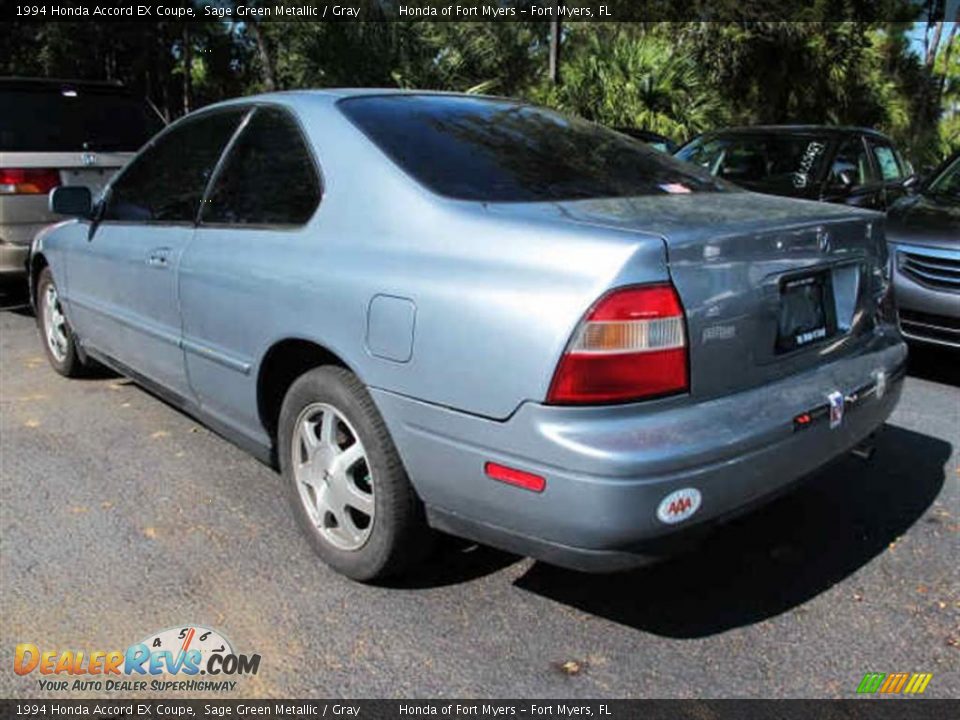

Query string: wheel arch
256 338 356 445
28 252 49 308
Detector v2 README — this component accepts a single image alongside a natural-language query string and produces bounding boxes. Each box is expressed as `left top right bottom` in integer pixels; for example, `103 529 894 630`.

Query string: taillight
0 168 61 195
547 284 688 405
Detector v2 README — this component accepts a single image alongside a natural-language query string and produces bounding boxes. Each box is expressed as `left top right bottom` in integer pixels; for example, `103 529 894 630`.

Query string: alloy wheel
291 402 375 551
42 283 68 363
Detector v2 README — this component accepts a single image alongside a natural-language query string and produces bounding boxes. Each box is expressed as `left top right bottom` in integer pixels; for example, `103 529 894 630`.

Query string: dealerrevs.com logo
14 625 261 693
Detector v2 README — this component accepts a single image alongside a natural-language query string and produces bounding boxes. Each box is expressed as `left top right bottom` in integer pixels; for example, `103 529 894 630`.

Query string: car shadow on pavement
385 534 521 589
513 424 950 638
0 284 32 314
908 344 959 386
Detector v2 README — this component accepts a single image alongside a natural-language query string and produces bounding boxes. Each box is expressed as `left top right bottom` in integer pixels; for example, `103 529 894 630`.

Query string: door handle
146 247 172 268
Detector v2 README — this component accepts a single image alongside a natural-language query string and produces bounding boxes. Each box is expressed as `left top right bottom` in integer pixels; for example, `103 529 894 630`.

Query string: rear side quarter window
201 106 321 226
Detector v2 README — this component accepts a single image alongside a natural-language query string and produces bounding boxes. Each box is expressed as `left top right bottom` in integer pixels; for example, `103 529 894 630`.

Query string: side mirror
49 186 92 218
838 170 855 188
903 174 920 191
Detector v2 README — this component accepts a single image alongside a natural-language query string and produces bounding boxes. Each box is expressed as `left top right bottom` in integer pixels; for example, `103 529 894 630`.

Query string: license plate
776 271 837 353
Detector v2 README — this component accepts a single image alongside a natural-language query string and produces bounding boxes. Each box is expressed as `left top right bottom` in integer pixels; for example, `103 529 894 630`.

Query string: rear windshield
339 95 728 202
0 87 163 152
676 133 831 192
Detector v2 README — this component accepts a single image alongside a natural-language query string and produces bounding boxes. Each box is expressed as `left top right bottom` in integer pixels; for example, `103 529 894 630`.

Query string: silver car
31 90 907 581
886 152 960 348
0 78 161 284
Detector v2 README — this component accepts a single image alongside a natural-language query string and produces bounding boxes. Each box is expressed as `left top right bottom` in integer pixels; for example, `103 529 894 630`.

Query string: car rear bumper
0 240 30 280
1 195 50 281
371 332 907 571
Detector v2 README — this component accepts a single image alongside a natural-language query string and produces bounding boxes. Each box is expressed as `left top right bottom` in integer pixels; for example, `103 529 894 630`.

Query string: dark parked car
614 127 677 153
886 151 960 348
674 126 916 211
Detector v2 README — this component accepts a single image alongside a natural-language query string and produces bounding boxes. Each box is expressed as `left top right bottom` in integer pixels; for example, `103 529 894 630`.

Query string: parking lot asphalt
1 294 958 699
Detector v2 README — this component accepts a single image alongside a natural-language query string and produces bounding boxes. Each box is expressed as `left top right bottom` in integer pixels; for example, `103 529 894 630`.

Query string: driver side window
103 108 247 223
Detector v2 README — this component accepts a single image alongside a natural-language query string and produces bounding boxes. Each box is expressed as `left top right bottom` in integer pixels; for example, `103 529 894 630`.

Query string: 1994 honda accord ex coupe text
30 90 907 581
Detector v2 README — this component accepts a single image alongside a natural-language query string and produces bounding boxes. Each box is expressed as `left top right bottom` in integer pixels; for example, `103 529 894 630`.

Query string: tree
533 29 726 141
0 11 954 164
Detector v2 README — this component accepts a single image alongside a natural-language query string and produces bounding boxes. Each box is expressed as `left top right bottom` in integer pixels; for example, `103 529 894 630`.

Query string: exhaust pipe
851 432 878 461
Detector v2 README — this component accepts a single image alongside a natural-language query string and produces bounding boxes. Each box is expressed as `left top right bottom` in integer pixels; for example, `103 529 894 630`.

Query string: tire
35 267 83 378
278 365 431 581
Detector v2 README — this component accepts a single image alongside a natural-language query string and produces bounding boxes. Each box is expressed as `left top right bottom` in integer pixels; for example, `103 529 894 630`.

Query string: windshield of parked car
927 156 960 201
675 133 831 193
0 87 163 152
339 95 728 202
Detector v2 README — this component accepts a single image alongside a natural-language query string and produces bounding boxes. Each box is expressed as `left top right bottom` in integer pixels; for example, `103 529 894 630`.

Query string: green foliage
0 13 954 165
934 27 960 159
528 30 726 140
249 18 546 97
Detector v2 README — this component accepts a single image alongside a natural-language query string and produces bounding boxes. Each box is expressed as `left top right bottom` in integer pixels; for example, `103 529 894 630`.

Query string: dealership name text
18 3 613 18
400 706 612 717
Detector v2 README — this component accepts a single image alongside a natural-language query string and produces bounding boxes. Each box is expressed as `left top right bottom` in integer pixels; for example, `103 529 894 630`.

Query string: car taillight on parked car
0 168 60 195
547 284 689 404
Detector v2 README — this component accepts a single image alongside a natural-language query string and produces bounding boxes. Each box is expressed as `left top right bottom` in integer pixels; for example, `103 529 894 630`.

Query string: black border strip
2 0 955 23
1 699 959 719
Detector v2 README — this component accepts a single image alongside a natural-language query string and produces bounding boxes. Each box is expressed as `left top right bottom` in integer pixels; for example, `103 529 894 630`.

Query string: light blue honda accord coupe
30 90 907 581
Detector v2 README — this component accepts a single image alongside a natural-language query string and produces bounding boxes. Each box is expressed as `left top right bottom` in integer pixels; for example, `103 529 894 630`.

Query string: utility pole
549 1 563 84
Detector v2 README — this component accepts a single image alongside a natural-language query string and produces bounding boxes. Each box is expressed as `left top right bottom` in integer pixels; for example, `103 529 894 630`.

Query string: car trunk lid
489 192 888 400
0 151 133 244
0 150 133 196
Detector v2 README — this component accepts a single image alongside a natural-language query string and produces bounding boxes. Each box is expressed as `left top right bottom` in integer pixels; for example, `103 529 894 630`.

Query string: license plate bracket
776 270 838 353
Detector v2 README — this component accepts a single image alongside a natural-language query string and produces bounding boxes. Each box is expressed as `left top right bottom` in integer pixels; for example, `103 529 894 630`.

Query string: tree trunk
926 21 944 69
249 20 277 91
935 19 958 104
182 22 192 115
548 3 563 85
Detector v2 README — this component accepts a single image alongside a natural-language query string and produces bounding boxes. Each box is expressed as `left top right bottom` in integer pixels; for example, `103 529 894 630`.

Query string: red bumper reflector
484 462 546 493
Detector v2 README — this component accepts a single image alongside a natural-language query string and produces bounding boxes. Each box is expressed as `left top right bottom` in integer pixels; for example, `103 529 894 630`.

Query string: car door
179 105 322 443
820 135 884 209
867 137 910 209
66 107 248 397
